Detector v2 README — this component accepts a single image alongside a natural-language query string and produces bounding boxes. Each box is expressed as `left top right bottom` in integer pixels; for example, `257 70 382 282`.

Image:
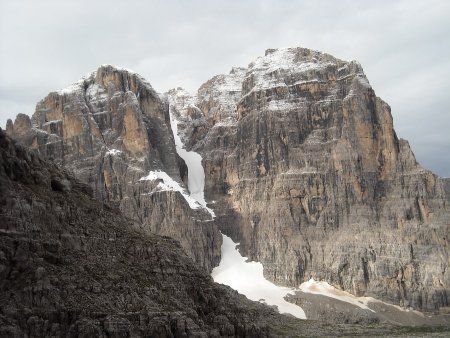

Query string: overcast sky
0 0 449 176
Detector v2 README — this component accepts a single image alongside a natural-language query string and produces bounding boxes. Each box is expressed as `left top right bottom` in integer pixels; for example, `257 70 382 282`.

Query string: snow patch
56 71 96 95
246 48 331 92
267 99 302 111
101 64 136 74
139 170 200 210
299 278 375 312
105 149 122 156
42 119 61 126
197 68 246 119
86 83 108 102
213 117 238 127
282 167 319 175
299 278 423 314
212 234 306 319
57 82 84 95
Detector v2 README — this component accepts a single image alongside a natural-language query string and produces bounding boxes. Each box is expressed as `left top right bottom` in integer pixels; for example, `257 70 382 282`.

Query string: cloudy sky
0 0 449 176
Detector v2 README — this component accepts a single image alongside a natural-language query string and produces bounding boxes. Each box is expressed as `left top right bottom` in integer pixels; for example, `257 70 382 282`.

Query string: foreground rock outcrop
6 66 220 271
0 129 280 337
169 47 450 312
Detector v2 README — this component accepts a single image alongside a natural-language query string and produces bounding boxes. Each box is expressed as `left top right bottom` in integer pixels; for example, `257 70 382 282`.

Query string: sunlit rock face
7 65 221 271
170 47 450 312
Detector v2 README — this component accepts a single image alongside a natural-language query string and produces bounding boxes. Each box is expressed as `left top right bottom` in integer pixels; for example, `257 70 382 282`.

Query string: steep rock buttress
7 66 221 271
169 47 450 312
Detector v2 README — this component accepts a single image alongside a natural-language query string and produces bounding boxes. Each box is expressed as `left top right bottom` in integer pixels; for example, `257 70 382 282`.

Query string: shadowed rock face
6 65 221 272
169 47 450 312
0 129 282 337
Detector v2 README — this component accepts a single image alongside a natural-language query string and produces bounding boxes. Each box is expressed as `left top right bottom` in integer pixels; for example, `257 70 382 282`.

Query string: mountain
5 66 220 272
169 47 450 312
7 47 450 315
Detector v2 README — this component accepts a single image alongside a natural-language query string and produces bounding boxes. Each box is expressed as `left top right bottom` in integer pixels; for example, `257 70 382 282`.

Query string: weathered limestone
170 47 450 312
8 65 221 271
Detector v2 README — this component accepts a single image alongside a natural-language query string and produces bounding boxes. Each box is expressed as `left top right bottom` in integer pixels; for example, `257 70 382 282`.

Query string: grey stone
9 66 221 272
170 47 450 313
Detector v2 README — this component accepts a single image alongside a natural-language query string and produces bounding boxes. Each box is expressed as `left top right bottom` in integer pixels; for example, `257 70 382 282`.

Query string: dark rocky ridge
169 47 450 312
0 128 277 337
6 66 220 272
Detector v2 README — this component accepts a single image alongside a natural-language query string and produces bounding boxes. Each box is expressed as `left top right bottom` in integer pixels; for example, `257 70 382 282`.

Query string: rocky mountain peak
196 66 246 124
170 47 450 312
242 47 369 104
8 64 222 272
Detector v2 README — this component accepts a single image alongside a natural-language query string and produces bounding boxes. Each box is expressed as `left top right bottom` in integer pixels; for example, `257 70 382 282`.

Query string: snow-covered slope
212 235 306 319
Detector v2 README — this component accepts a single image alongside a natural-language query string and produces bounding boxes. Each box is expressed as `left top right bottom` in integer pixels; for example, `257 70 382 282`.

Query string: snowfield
212 234 306 319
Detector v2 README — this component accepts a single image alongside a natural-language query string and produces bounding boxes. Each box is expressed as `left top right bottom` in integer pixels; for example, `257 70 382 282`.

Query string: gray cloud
1 0 449 176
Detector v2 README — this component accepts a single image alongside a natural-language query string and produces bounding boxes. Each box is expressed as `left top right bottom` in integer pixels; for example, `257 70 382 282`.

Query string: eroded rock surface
169 47 450 312
0 129 281 337
7 65 221 271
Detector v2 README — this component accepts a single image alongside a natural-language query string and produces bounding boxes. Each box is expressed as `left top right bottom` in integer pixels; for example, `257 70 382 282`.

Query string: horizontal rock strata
170 47 450 312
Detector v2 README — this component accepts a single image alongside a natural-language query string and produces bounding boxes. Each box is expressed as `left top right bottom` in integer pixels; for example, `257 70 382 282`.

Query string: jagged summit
50 65 156 97
245 47 369 94
7 62 222 272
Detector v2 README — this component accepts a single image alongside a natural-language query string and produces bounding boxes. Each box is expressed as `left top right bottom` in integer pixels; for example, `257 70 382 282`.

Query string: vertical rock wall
7 65 221 271
171 48 450 311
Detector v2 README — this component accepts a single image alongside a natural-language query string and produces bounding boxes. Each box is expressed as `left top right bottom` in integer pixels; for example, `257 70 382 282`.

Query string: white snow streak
139 170 200 210
169 106 215 218
212 235 306 319
56 71 96 95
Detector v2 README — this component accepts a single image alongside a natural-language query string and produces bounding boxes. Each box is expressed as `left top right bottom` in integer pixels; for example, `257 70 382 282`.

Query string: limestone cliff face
7 65 220 271
170 47 450 312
